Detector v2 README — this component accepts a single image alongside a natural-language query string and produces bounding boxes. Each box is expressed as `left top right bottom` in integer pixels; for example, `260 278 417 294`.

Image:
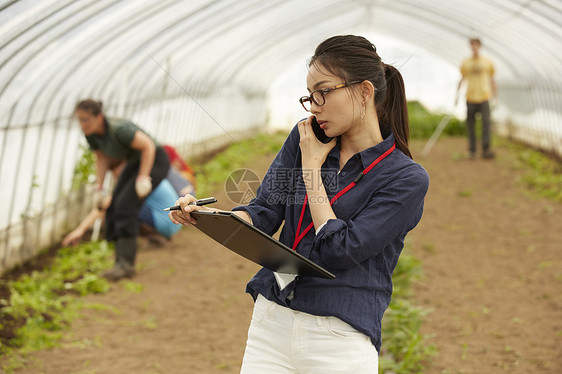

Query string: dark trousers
106 147 170 263
466 101 491 154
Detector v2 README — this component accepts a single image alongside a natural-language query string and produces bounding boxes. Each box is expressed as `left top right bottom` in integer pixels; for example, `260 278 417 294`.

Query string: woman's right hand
168 194 205 226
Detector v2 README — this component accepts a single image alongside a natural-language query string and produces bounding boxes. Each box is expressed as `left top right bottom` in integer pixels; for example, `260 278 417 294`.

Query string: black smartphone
311 117 334 144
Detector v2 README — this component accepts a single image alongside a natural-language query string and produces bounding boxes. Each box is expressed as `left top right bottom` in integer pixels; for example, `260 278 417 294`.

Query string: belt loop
316 316 323 328
266 297 274 320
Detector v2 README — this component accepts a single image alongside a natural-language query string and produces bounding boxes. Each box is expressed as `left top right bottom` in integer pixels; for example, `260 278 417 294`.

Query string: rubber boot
101 241 122 280
102 237 137 281
118 236 137 267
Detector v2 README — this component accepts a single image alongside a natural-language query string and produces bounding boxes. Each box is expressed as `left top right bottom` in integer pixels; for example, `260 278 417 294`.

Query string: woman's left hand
297 116 337 169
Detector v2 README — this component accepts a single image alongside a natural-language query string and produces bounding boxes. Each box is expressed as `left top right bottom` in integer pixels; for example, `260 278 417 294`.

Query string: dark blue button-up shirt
232 125 429 352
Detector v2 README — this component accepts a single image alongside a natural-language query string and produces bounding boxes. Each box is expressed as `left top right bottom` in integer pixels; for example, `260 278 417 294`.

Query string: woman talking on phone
170 35 429 372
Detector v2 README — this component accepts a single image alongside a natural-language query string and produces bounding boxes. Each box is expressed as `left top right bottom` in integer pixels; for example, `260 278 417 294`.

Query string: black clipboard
190 211 335 279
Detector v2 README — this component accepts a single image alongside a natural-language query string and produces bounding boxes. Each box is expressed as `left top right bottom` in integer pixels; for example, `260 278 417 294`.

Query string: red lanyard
292 143 396 250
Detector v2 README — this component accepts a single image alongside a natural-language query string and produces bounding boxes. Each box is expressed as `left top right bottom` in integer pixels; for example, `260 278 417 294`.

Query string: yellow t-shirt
460 56 495 103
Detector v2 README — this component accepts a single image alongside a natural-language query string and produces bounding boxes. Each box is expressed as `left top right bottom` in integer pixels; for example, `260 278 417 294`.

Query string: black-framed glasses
299 81 362 112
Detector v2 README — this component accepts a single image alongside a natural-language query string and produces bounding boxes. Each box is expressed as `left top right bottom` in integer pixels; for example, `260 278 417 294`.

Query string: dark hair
309 35 412 159
469 38 481 46
75 99 103 116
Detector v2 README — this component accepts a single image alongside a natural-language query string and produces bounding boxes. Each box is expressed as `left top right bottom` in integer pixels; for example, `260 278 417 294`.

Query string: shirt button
340 172 346 177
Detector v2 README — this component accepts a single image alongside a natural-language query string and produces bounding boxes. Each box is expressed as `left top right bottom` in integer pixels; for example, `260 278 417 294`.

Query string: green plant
194 131 287 198
501 140 562 202
72 144 96 190
123 281 143 294
408 101 465 139
379 251 436 373
0 241 112 358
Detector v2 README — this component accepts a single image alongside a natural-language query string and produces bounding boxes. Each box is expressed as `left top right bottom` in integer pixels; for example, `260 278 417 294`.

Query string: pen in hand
163 197 217 211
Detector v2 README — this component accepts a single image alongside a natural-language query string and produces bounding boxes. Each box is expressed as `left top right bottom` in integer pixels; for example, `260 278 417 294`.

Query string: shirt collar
327 133 396 169
359 132 396 169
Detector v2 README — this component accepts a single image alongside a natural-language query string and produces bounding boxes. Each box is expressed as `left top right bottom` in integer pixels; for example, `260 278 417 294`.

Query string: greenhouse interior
0 0 561 373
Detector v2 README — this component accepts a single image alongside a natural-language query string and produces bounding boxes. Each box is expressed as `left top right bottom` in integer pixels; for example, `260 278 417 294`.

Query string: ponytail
310 35 413 159
378 64 412 159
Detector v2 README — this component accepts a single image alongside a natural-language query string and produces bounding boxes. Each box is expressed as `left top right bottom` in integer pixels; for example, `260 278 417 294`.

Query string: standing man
456 37 497 159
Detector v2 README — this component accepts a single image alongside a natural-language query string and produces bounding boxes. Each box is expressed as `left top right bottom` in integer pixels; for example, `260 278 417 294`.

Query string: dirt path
3 137 561 373
408 137 561 373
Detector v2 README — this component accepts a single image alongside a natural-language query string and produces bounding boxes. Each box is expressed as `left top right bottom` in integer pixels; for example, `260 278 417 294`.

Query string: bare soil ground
2 137 561 373
408 137 561 373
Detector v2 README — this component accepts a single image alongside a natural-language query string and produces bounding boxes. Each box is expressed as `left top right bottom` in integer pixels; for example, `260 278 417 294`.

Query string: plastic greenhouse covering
0 0 561 271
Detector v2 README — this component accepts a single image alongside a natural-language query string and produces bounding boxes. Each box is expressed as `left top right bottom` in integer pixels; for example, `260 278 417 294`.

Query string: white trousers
240 294 378 373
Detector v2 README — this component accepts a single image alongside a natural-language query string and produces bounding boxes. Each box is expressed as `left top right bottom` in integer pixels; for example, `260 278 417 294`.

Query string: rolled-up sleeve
312 165 429 269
